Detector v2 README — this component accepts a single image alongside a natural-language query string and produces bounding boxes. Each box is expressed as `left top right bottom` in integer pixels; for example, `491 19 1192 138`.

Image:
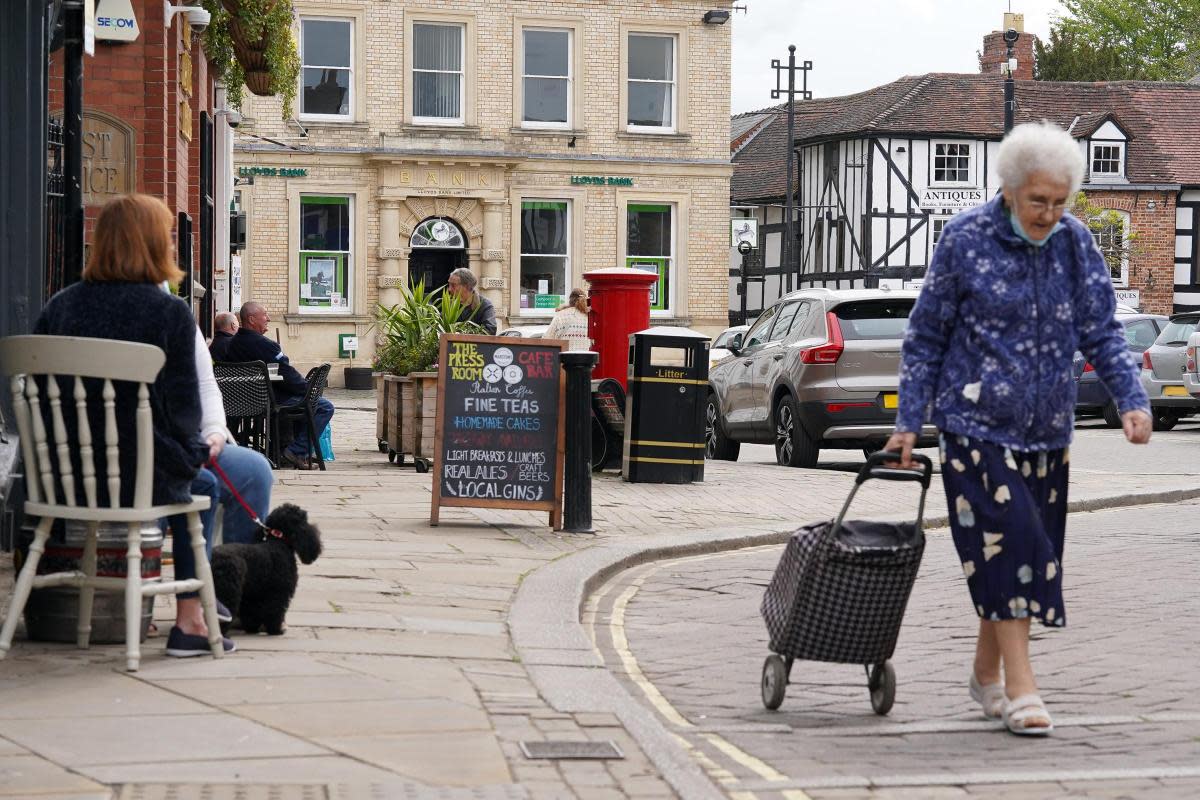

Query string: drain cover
120 786 325 800
519 740 624 760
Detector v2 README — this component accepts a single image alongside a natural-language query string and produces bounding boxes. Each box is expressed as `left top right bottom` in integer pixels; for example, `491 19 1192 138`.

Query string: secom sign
94 0 139 42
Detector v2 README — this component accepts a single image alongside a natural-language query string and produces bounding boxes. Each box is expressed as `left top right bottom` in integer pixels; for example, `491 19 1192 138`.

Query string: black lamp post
772 47 812 294
1003 28 1018 134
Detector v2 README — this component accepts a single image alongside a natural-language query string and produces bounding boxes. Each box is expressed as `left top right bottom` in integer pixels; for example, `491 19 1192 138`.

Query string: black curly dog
210 504 322 635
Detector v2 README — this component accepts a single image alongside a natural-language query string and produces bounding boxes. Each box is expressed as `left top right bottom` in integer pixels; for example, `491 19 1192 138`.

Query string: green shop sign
238 166 308 178
570 175 633 186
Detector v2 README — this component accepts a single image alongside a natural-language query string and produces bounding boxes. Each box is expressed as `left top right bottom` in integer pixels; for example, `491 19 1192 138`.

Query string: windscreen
1156 318 1198 345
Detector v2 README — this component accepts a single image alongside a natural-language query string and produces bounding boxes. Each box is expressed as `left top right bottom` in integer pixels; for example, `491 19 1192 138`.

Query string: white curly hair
996 121 1085 196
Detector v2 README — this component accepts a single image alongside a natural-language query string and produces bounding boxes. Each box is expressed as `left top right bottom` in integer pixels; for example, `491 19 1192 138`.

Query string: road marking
604 558 811 798
787 712 1200 737
735 764 1200 792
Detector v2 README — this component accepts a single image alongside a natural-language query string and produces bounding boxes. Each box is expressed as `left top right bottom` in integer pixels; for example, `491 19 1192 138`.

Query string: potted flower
201 0 301 118
373 281 483 465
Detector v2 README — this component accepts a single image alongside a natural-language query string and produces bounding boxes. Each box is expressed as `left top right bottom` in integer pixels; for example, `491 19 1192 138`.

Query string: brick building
730 23 1200 319
46 0 243 334
233 0 735 380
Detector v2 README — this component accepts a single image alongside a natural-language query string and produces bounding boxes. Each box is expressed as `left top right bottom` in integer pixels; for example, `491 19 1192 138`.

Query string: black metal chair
273 363 331 471
213 360 274 463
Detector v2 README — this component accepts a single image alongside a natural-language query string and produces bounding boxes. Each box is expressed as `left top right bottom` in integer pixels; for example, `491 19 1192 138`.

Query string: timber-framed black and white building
731 61 1200 320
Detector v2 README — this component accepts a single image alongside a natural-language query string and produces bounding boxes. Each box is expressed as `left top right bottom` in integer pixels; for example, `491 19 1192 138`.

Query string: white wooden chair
0 335 223 671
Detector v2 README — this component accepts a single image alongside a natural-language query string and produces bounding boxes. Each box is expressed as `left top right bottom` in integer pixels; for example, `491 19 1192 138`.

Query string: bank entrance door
409 217 467 292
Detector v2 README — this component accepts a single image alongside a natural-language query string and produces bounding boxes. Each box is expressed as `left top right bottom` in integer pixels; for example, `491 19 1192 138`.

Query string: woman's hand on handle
882 431 918 468
1122 409 1152 445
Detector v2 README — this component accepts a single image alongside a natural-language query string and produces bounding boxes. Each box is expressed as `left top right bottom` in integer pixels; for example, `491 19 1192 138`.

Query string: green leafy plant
1071 191 1142 283
201 0 301 119
372 281 484 375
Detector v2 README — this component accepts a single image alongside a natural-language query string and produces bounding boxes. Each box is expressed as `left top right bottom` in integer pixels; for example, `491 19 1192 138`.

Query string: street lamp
1003 28 1019 133
771 47 812 293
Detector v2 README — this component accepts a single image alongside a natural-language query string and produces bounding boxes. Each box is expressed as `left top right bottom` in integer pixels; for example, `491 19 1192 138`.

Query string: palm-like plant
373 280 484 375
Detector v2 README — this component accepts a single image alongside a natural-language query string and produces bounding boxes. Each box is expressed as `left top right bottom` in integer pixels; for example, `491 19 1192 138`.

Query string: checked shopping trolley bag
760 453 929 666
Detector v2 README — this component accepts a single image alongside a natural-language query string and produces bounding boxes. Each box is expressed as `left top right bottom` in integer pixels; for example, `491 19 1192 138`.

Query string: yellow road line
606 557 801 796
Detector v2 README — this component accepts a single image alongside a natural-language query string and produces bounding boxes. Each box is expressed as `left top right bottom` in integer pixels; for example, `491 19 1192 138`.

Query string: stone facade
235 0 734 382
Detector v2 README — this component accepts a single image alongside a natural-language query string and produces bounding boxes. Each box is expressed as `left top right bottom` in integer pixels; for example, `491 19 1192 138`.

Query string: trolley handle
857 451 933 488
832 452 933 539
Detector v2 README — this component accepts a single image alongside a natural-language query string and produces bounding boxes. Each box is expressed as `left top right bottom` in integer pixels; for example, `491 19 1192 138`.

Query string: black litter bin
622 327 710 483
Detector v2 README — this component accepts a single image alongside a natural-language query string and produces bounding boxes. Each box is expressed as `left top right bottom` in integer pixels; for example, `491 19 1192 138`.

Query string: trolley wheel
761 655 789 711
388 449 397 463
868 662 896 716
414 458 430 474
378 441 388 453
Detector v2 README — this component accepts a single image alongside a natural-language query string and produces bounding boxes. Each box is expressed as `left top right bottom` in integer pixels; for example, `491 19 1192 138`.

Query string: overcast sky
731 0 1066 114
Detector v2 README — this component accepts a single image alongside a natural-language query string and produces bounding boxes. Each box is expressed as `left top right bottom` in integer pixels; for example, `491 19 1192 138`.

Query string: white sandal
969 673 1006 719
1003 694 1053 736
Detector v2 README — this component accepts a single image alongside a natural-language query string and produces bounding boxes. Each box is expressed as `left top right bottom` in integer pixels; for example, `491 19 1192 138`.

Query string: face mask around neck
1009 209 1063 248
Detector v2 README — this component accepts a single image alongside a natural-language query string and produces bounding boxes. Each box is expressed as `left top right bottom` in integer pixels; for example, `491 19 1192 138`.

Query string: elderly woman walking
884 122 1151 735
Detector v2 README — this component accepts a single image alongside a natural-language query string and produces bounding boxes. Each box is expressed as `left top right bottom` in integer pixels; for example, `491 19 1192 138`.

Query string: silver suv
706 288 937 467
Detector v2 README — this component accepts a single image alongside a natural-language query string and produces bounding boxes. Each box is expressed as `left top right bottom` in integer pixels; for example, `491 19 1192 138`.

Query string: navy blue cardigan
34 282 207 507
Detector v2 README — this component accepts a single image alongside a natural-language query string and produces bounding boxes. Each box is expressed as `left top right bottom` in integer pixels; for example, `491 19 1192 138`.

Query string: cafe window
300 18 352 118
932 141 972 186
413 22 464 124
626 203 674 312
523 28 571 128
627 34 676 132
519 200 570 313
298 195 352 313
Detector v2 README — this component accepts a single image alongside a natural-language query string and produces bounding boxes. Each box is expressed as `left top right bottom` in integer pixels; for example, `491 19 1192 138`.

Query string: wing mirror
728 332 744 355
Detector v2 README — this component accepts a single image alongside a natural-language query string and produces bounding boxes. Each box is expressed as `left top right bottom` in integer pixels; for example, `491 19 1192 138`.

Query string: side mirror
728 332 744 355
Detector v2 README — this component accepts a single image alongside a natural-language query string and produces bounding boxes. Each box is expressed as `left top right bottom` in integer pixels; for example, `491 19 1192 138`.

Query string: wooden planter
384 375 408 460
411 372 439 460
373 372 387 448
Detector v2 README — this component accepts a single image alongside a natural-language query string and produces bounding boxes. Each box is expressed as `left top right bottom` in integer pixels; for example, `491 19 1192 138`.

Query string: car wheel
1153 411 1179 432
775 394 819 468
705 394 740 461
1101 401 1123 429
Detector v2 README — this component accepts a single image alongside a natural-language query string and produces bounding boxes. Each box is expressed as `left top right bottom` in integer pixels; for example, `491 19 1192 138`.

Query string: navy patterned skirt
940 433 1068 627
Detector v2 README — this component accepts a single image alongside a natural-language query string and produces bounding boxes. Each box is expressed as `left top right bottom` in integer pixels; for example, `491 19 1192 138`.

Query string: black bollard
560 351 598 533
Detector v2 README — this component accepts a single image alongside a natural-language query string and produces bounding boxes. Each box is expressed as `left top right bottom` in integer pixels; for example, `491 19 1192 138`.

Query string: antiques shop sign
918 188 985 211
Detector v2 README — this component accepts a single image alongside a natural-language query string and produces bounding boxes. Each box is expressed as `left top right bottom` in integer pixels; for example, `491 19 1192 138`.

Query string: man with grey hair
447 267 497 335
208 311 238 361
226 301 336 469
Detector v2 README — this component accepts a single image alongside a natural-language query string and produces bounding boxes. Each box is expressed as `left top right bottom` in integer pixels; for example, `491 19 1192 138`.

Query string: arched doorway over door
409 217 467 293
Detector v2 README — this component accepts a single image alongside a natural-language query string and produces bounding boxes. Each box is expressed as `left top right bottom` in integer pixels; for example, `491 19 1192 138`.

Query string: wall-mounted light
702 10 731 24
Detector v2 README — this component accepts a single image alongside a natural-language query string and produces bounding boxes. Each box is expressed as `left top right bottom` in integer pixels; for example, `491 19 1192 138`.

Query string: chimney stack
981 12 1036 81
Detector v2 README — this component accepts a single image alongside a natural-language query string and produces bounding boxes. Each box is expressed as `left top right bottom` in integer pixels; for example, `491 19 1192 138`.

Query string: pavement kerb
508 483 1200 799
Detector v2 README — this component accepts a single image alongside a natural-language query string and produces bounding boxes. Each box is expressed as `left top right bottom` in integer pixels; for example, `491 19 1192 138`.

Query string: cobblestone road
589 499 1200 799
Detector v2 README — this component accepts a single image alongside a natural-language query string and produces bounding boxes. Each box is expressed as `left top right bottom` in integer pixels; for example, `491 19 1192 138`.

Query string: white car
710 324 749 367
499 325 549 339
1184 330 1200 401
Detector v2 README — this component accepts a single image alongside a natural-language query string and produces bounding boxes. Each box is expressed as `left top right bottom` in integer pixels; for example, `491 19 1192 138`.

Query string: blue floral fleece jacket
896 194 1149 451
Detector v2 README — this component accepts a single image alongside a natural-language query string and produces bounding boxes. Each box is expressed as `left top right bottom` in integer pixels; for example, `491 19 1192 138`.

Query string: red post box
584 268 656 389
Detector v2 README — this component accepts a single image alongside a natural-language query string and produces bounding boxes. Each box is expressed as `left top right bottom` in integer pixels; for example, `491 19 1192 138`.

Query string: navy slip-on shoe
165 626 237 657
216 601 232 624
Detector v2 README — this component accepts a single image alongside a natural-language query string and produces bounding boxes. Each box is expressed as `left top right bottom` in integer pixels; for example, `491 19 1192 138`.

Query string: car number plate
1163 385 1189 397
882 393 899 409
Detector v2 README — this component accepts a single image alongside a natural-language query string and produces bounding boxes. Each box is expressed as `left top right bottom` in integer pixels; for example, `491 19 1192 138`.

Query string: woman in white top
544 288 592 351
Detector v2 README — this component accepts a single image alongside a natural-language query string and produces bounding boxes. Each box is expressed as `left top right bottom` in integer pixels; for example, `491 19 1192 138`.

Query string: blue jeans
162 445 274 595
280 396 334 458
214 444 274 545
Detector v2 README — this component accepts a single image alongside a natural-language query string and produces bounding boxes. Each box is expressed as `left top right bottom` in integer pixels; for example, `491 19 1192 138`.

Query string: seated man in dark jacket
208 311 238 361
225 301 334 470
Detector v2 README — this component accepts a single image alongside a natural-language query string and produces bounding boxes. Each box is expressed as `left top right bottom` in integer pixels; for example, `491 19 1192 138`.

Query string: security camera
1003 28 1019 45
164 3 211 33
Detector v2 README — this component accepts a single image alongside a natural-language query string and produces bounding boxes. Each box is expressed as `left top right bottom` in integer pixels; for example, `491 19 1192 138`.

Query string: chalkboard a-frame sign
430 334 566 529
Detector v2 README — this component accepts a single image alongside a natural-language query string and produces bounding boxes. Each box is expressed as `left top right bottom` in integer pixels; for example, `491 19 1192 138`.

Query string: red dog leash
207 457 283 540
